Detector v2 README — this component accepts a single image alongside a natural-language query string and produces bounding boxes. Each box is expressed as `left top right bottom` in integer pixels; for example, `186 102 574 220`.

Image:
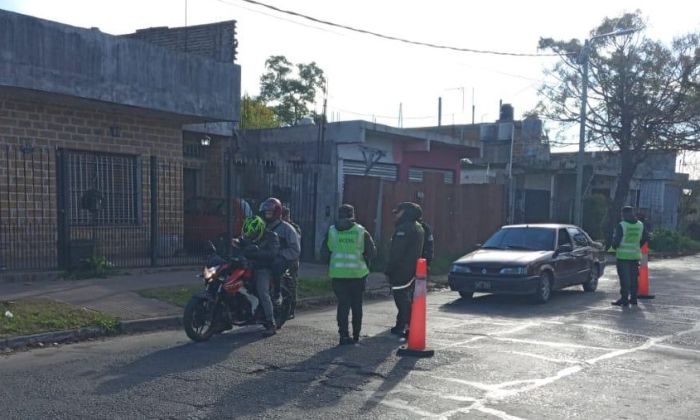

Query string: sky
1 0 699 175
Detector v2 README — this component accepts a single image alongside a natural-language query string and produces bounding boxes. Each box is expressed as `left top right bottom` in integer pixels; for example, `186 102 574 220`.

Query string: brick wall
123 21 237 63
0 95 186 270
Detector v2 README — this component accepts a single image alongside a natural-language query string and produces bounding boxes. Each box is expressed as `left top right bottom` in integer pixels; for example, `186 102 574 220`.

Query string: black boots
611 299 629 307
262 320 277 336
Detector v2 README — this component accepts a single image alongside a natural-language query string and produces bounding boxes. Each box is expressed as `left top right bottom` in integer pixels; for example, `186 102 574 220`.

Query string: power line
222 0 568 58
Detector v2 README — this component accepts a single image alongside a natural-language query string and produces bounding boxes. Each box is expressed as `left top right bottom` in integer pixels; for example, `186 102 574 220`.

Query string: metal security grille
408 167 455 184
342 160 398 180
65 151 141 226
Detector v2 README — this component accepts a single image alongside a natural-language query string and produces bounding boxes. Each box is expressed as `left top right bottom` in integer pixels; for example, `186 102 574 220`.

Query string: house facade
0 10 240 271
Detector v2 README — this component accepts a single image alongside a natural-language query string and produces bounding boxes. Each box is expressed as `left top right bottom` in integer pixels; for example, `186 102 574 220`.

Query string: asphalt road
2 256 700 419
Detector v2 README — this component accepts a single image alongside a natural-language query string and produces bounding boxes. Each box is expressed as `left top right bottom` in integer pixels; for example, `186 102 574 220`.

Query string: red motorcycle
183 243 292 342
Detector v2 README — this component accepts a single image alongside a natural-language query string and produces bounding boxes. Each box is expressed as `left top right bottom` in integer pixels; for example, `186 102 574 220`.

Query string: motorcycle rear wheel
274 286 292 330
184 297 217 342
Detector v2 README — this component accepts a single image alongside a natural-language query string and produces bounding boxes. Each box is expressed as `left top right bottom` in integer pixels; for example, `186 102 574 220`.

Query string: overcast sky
2 0 699 175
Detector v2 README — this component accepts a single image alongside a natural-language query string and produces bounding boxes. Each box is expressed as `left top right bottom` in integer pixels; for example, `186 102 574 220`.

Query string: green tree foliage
240 94 280 129
537 11 700 241
259 55 326 126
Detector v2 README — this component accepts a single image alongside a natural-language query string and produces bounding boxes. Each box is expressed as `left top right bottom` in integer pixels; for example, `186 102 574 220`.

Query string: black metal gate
229 159 319 261
1 146 322 272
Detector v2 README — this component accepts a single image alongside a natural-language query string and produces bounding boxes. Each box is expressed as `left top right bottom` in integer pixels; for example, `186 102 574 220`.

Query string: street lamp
573 27 640 226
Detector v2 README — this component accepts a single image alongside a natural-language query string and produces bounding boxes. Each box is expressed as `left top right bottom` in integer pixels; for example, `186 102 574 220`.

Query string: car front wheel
459 291 473 300
532 272 553 304
582 265 599 292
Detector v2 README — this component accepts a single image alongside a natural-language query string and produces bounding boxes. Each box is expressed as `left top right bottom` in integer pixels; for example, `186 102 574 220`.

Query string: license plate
475 280 491 290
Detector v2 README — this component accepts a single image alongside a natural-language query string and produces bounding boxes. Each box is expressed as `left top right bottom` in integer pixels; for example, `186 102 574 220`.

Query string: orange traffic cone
637 243 655 299
397 258 435 358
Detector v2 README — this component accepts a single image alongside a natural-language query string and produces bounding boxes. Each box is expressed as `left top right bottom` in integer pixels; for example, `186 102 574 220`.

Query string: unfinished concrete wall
0 9 240 121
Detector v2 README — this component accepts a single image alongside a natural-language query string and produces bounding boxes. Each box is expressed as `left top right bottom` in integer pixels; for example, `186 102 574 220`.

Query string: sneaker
611 299 629 307
339 336 354 346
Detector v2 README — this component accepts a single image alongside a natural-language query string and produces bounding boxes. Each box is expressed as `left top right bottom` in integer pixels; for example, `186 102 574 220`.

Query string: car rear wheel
459 291 473 300
582 265 599 292
532 272 553 304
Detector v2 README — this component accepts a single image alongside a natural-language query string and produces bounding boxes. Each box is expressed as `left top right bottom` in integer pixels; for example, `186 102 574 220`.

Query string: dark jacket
320 218 377 270
238 230 280 270
419 220 434 266
612 215 650 250
268 219 301 262
385 204 425 287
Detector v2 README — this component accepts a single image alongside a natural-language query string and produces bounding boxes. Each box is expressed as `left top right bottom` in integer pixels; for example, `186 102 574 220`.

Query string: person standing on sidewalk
282 206 301 319
610 206 650 307
321 204 377 345
385 202 424 337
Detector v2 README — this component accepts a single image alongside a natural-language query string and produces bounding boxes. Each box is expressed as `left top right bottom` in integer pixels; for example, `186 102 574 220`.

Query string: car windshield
482 227 555 251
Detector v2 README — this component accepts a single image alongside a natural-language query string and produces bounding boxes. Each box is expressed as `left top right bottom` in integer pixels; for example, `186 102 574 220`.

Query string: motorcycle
183 242 292 342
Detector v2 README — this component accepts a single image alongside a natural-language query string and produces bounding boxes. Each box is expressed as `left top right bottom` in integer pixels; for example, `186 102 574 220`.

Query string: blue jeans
255 268 274 323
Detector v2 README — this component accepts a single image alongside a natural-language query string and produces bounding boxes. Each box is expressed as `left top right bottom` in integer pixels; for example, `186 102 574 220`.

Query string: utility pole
398 103 403 128
573 27 639 227
438 97 442 126
508 122 516 224
471 88 475 125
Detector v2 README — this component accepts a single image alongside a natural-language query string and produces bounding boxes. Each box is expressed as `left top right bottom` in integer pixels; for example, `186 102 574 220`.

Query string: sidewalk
0 263 389 321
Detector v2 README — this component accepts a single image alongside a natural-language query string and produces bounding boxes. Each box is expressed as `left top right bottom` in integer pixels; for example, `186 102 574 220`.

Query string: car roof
502 223 581 229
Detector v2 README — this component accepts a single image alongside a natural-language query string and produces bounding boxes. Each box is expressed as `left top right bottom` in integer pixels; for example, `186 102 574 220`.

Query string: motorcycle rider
259 198 301 309
281 206 301 319
234 216 280 336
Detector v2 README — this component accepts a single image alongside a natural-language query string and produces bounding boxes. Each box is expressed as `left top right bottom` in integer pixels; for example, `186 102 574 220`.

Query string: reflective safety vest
327 224 369 278
616 221 644 261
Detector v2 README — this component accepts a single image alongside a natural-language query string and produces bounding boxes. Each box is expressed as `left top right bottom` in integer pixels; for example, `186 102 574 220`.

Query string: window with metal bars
66 151 141 226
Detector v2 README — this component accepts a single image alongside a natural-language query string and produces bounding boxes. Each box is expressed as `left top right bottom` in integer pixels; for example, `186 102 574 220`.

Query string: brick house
0 10 240 271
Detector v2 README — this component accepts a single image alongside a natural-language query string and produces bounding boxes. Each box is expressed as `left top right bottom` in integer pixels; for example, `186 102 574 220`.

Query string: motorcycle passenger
259 198 301 305
235 216 280 336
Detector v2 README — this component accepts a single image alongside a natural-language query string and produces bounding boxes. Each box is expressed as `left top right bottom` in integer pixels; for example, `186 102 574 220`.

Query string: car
448 224 606 304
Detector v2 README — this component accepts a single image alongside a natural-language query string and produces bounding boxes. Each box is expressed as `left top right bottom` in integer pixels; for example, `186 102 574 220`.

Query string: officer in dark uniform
385 202 425 336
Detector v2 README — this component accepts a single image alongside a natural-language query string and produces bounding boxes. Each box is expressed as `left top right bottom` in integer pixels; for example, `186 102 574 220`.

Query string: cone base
397 346 434 358
638 295 655 300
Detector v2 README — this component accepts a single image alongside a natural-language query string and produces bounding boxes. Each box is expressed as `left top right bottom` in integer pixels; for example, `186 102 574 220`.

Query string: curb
0 288 398 354
119 316 182 334
1 325 107 353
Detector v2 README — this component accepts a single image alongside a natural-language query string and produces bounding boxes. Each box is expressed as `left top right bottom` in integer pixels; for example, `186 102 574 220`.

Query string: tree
259 55 326 126
239 94 280 130
537 11 700 242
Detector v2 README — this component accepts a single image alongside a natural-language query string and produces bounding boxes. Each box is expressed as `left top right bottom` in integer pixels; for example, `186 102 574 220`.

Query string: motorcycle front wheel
184 297 217 342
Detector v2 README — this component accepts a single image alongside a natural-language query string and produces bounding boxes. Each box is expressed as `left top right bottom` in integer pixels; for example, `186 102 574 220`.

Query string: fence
0 145 321 272
229 158 320 261
343 173 506 259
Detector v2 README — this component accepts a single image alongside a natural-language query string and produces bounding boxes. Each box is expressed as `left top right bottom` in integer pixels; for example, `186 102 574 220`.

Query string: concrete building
0 10 240 271
240 120 481 256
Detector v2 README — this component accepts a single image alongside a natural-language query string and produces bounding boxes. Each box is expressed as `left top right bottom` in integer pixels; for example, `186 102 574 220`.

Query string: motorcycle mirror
207 240 217 253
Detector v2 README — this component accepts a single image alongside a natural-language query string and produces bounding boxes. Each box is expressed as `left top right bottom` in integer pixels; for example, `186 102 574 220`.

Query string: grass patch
138 277 335 308
138 285 202 308
0 299 119 338
297 276 333 299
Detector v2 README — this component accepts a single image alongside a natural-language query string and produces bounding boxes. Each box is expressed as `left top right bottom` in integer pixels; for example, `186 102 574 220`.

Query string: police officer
610 206 650 307
321 204 377 345
385 202 425 336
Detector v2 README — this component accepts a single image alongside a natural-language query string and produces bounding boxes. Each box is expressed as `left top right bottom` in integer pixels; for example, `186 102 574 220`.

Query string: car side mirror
557 244 573 254
475 243 483 248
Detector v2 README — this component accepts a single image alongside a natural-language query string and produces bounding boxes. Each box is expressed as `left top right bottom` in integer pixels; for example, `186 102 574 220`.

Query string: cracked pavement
2 256 700 419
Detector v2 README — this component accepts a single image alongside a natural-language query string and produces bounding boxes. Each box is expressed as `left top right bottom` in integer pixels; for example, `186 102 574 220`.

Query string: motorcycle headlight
451 264 471 274
203 266 219 281
499 266 527 275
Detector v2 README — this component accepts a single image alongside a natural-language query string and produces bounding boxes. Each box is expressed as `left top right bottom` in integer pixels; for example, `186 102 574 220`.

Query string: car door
553 228 576 287
568 227 592 283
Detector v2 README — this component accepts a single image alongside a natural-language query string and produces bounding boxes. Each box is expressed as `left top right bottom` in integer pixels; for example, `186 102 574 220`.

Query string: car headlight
451 264 471 274
203 266 219 281
499 266 527 275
